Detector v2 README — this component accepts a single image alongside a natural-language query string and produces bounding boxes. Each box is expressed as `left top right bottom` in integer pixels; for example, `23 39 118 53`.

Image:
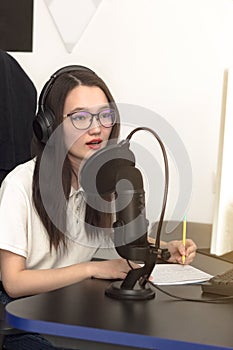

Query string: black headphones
33 65 96 143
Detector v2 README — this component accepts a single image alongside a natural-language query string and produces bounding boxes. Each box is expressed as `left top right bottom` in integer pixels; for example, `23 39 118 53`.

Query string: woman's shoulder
1 158 36 190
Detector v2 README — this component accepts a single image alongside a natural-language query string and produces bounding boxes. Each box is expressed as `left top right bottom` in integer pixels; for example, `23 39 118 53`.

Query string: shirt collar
69 186 84 198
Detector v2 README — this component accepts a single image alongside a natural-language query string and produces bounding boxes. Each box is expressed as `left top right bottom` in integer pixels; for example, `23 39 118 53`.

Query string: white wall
10 0 233 226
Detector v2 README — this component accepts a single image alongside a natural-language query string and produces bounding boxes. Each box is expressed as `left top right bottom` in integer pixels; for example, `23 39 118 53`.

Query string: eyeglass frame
63 108 116 130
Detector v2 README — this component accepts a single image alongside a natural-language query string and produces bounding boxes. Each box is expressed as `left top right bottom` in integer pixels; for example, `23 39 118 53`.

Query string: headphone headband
39 65 95 108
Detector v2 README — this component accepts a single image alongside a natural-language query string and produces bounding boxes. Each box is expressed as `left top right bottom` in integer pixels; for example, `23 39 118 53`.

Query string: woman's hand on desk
89 259 139 280
161 239 197 264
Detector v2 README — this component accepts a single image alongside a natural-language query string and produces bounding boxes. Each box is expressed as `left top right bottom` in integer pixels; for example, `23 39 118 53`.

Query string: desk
5 254 233 350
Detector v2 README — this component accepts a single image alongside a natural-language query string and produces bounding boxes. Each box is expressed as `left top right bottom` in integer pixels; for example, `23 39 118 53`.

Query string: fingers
118 271 128 280
181 239 197 264
185 251 196 264
186 239 197 253
119 260 141 279
171 239 196 264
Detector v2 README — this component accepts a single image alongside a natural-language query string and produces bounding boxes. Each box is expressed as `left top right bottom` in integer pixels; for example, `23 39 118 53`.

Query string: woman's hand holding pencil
160 217 197 265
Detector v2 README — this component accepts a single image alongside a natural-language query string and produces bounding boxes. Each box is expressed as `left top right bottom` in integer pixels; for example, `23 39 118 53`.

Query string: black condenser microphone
79 140 149 257
113 165 149 261
80 136 160 300
79 140 135 195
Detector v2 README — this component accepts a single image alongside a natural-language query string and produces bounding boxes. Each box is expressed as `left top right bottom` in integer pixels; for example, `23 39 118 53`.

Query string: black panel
0 0 33 52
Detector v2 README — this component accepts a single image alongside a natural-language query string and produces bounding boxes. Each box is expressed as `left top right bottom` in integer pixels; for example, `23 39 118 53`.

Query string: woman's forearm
1 250 132 298
2 262 93 298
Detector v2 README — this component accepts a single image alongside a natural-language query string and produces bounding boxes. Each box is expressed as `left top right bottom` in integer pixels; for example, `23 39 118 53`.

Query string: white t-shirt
0 159 119 273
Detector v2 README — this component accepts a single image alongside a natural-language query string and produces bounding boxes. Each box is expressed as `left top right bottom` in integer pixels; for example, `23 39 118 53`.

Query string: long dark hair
32 69 120 252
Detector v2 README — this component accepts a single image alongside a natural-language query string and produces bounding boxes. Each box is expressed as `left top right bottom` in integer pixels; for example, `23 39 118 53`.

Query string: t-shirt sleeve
0 179 28 257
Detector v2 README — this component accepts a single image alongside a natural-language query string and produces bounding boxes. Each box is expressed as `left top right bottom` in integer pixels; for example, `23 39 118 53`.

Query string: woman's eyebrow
68 104 110 114
67 107 86 114
97 104 110 110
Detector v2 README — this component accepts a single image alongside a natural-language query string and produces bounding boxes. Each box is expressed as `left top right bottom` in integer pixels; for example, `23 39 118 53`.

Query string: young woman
0 66 196 349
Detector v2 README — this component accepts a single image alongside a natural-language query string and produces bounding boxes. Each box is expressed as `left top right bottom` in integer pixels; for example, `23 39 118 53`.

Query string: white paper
150 264 213 285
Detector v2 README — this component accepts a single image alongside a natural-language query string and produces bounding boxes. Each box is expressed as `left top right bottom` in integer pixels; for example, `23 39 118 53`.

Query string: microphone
80 139 135 195
80 127 169 300
113 165 149 260
79 139 158 300
79 139 149 253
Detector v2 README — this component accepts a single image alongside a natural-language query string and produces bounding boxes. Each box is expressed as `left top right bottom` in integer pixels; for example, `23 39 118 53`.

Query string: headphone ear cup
33 108 55 144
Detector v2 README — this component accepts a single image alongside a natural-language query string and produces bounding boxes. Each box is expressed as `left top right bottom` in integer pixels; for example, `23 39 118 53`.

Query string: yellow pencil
182 215 187 264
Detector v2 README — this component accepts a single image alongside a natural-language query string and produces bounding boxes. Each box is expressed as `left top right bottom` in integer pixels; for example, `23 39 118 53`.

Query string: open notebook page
150 264 213 285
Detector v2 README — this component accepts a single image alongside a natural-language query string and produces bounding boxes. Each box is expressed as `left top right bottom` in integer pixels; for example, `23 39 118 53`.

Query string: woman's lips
86 138 102 150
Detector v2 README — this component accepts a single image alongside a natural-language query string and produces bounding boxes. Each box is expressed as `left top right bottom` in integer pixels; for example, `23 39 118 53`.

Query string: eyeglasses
63 108 116 130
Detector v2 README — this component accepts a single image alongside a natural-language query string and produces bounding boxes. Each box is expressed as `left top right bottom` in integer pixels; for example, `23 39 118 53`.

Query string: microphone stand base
105 280 155 300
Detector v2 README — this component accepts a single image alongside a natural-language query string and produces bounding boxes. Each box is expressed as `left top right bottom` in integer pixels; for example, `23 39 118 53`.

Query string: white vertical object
211 69 233 255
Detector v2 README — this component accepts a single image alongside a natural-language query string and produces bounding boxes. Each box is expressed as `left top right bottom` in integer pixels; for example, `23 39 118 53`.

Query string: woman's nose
88 117 101 133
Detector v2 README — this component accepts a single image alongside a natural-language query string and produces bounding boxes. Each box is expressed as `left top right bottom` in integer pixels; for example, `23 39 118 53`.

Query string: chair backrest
0 49 37 185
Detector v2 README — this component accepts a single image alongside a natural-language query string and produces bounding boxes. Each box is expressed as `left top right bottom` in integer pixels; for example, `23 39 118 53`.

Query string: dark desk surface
5 253 233 350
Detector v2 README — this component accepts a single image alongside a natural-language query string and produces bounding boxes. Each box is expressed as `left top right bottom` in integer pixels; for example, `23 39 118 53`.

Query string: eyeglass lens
70 109 116 130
